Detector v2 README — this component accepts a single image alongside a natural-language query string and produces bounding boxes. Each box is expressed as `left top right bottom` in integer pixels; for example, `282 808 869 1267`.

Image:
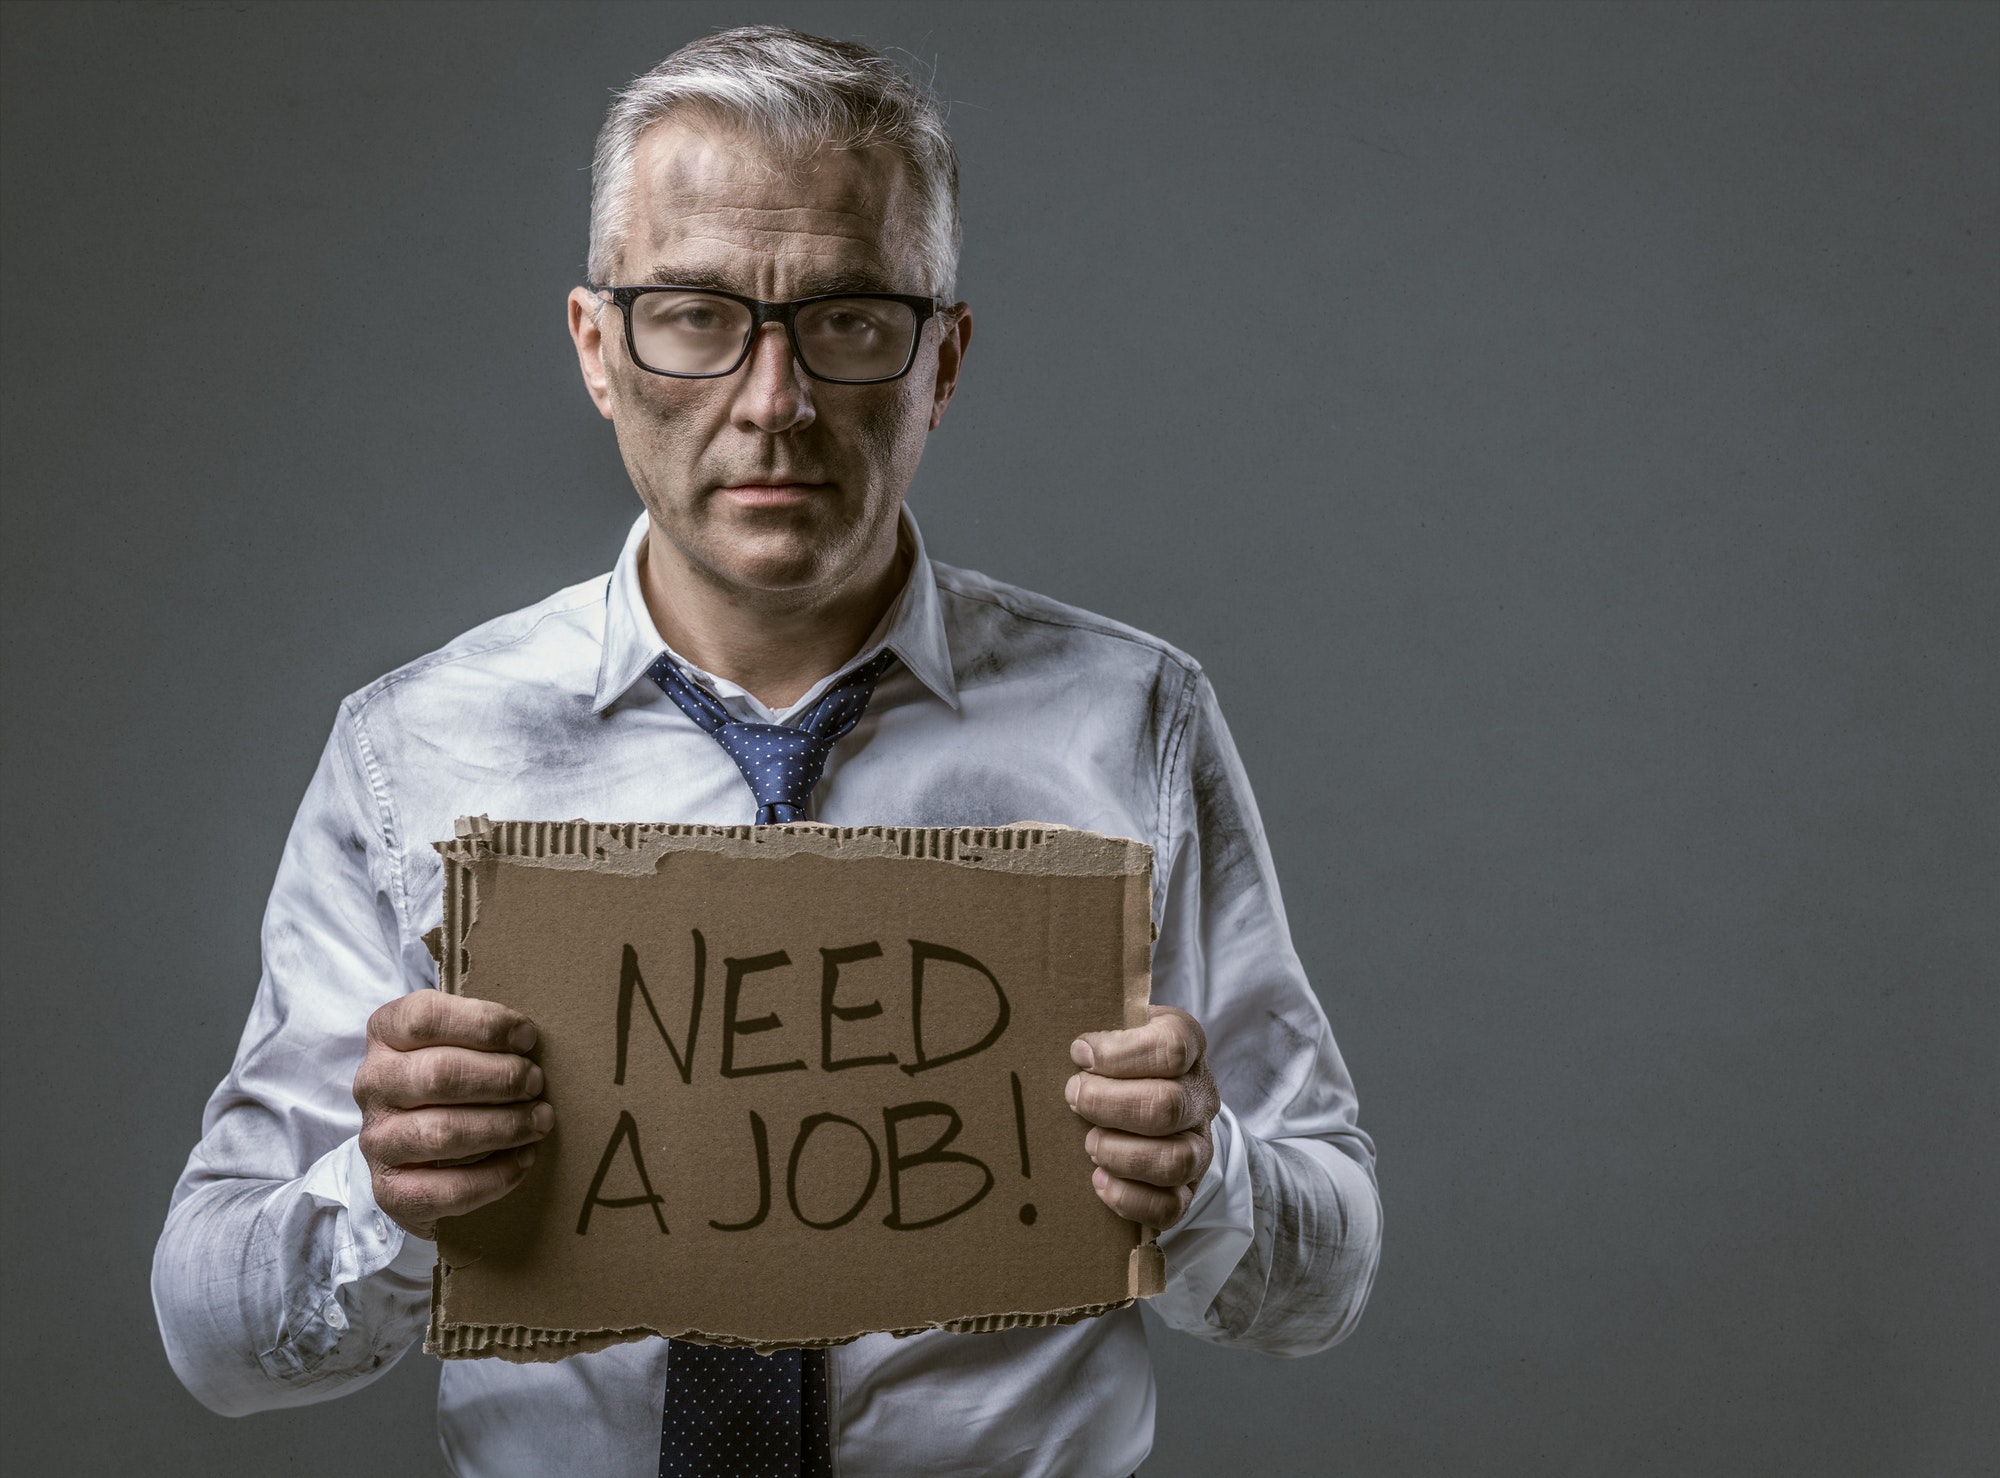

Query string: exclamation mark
1011 1070 1036 1225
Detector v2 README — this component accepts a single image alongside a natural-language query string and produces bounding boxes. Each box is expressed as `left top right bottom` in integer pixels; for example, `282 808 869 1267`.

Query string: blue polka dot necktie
646 648 899 826
647 647 895 1476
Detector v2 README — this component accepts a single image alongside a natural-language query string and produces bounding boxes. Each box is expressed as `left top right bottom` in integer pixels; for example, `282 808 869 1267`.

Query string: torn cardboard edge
425 1274 1167 1362
436 814 1154 878
423 816 1166 1362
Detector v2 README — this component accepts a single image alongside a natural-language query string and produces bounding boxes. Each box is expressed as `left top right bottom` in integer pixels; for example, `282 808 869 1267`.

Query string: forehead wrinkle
640 223 897 269
642 201 908 270
652 206 894 248
631 211 920 293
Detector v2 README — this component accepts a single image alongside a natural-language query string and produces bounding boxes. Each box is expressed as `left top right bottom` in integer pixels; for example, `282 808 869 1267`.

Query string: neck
638 519 909 710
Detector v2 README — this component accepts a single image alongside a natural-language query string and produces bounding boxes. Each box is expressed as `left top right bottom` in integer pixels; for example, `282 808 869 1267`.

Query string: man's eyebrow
631 265 738 291
628 264 907 297
791 268 903 295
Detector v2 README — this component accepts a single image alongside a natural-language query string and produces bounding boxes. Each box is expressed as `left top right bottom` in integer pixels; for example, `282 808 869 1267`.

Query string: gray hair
587 26 961 296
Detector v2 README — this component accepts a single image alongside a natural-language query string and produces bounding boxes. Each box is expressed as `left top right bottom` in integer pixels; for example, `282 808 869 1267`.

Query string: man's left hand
1066 1004 1219 1229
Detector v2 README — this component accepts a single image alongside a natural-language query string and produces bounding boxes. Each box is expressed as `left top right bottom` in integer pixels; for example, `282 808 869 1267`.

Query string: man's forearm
153 1141 431 1417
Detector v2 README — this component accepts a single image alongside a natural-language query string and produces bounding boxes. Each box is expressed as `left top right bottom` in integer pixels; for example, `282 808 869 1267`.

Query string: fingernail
509 1023 538 1053
1085 1128 1102 1160
1065 1074 1081 1108
1070 1039 1094 1069
1092 1167 1110 1190
520 1144 537 1168
531 1102 555 1133
525 1064 545 1097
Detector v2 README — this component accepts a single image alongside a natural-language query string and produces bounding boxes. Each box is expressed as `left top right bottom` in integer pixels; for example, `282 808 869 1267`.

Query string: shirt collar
591 506 960 716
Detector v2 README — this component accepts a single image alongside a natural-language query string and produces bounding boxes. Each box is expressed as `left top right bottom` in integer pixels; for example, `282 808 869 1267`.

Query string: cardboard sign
424 817 1163 1361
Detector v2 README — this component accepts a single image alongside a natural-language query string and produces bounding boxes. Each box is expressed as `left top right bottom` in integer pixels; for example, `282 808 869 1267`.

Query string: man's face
569 121 969 604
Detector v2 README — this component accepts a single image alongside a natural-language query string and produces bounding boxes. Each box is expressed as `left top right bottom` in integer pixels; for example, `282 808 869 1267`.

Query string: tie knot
647 649 898 825
715 722 835 819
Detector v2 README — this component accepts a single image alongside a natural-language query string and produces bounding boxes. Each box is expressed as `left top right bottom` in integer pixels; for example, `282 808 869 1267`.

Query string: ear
927 303 973 431
568 288 616 421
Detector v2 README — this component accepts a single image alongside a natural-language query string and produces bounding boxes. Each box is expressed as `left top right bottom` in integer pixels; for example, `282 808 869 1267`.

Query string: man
153 26 1380 1478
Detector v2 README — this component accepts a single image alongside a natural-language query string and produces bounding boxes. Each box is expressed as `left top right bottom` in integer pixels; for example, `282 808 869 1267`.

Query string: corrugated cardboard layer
427 819 1160 1361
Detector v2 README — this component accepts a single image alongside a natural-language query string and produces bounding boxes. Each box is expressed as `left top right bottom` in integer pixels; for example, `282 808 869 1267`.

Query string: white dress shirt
152 509 1382 1478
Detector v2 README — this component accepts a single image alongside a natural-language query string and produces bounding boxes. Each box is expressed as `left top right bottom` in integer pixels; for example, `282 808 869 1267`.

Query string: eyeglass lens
628 291 920 381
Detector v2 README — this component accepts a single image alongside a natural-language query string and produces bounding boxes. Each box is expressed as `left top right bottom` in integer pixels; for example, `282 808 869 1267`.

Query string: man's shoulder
929 559 1203 683
339 573 608 722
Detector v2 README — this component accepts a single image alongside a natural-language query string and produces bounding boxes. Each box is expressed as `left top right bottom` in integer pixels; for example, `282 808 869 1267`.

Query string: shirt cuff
1149 1102 1254 1329
386 1225 439 1279
306 1135 434 1285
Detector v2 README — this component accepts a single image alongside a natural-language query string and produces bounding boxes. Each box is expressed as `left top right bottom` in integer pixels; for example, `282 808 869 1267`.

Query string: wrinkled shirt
152 510 1382 1478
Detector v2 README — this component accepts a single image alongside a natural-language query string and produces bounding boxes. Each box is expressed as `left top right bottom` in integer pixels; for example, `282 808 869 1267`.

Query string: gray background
3 1 1994 1473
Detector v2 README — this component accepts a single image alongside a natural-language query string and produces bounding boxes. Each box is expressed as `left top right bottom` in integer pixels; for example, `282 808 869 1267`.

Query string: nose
729 322 815 433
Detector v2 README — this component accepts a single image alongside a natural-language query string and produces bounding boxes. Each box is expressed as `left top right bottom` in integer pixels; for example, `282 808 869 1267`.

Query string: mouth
716 480 834 509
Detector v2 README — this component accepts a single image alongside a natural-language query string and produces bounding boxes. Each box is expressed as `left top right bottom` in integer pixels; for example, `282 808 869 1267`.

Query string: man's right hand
354 990 554 1240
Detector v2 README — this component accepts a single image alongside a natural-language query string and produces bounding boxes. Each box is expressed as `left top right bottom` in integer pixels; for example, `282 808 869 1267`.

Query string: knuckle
401 991 446 1045
366 1110 425 1165
422 1052 472 1103
413 1113 458 1158
1158 1140 1197 1184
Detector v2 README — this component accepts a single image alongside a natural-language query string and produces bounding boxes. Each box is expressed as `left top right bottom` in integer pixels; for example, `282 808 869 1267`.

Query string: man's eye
665 307 727 332
821 311 881 337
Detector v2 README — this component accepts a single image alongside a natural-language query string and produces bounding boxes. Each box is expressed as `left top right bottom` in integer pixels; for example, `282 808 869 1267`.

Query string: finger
368 1046 544 1110
1090 1167 1194 1229
369 989 538 1055
375 1143 537 1232
1084 1126 1212 1189
1071 1004 1205 1080
362 1101 554 1170
1065 1069 1214 1137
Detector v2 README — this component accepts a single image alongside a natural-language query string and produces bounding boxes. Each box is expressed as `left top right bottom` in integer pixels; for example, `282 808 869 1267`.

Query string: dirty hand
1065 1004 1219 1229
353 990 554 1240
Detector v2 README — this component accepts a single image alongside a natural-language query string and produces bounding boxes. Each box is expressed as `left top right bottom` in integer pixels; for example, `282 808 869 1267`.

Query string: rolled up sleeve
1148 670 1382 1355
152 705 435 1414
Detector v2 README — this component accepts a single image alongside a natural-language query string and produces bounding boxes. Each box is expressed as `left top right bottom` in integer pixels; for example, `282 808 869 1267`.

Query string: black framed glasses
594 285 948 384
